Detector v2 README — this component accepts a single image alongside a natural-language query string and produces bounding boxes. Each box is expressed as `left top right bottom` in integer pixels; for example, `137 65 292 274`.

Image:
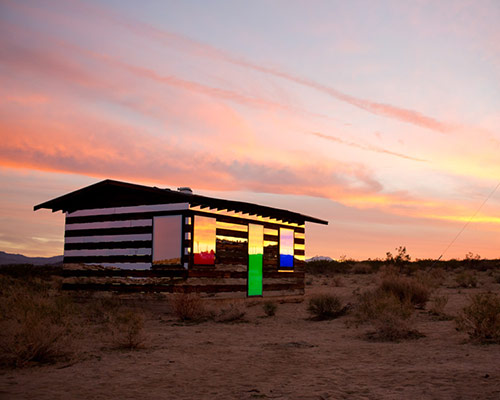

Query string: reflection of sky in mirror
193 216 216 264
153 215 182 264
249 224 263 256
280 228 294 268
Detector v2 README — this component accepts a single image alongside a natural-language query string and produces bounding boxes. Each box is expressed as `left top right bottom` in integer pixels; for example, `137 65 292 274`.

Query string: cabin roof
34 179 328 225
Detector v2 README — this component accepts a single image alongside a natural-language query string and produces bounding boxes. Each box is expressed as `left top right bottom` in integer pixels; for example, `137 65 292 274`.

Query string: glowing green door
248 224 263 296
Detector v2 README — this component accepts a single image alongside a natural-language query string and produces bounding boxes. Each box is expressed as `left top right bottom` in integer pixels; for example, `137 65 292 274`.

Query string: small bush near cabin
170 293 206 322
0 276 76 367
307 294 346 320
456 293 500 344
262 301 277 317
109 309 146 350
214 304 246 323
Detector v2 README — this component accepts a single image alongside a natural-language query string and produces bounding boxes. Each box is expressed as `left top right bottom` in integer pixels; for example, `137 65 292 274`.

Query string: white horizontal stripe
85 262 152 270
65 219 152 231
65 234 152 244
67 203 189 217
64 248 151 257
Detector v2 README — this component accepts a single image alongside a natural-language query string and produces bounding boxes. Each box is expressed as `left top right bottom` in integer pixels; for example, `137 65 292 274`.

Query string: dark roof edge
34 179 328 225
33 179 163 212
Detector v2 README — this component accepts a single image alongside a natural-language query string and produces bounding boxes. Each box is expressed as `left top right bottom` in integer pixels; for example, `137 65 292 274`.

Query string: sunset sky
1 0 500 260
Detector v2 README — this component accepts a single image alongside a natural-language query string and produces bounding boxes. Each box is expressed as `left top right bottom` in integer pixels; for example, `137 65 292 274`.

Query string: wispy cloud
3 0 457 135
78 0 455 134
308 131 426 162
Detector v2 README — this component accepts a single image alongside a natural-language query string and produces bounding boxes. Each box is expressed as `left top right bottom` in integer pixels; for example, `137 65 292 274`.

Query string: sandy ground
1 272 500 399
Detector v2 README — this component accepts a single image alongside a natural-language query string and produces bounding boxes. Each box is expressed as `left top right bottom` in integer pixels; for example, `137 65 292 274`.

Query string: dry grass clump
262 301 277 317
354 272 429 342
307 294 347 320
355 290 421 341
456 293 500 344
356 290 413 322
82 297 123 325
428 294 450 319
0 276 76 367
214 304 246 323
352 263 373 274
108 308 146 349
379 274 430 308
170 293 207 322
370 309 421 342
414 268 446 289
456 270 478 288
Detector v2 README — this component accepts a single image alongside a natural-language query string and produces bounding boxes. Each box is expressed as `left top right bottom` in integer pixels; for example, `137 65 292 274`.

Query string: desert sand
1 271 500 400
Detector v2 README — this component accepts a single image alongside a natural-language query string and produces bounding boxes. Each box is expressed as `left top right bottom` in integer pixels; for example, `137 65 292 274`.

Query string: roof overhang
34 179 328 225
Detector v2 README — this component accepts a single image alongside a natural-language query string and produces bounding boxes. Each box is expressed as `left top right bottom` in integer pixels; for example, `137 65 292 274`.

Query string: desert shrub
307 294 346 320
464 252 482 270
305 259 352 275
0 264 62 281
352 263 372 274
262 301 277 317
456 270 478 288
495 275 500 284
214 304 246 323
379 275 430 308
1 314 71 367
0 280 76 367
82 297 123 324
428 294 449 317
370 309 421 341
170 293 206 321
355 290 419 341
456 293 500 343
332 276 343 287
109 309 145 350
385 246 411 272
415 268 446 289
355 290 413 323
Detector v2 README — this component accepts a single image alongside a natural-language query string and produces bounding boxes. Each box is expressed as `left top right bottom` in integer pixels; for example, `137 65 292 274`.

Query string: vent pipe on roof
177 187 193 194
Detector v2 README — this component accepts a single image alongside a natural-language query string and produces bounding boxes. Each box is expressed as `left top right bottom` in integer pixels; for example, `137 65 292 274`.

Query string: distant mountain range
0 251 63 265
306 256 333 262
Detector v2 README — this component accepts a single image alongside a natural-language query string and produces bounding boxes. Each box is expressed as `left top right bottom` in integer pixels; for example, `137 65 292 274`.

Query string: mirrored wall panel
279 227 294 268
248 224 264 296
193 216 216 265
152 215 182 265
216 221 247 265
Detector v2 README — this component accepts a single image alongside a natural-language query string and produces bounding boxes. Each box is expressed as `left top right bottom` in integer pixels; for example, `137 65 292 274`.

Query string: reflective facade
216 221 248 265
279 228 294 268
193 216 216 265
152 215 182 265
248 224 264 296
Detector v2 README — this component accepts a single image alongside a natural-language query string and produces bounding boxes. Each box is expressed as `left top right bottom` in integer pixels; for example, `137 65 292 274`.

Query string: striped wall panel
64 203 188 269
63 204 307 270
